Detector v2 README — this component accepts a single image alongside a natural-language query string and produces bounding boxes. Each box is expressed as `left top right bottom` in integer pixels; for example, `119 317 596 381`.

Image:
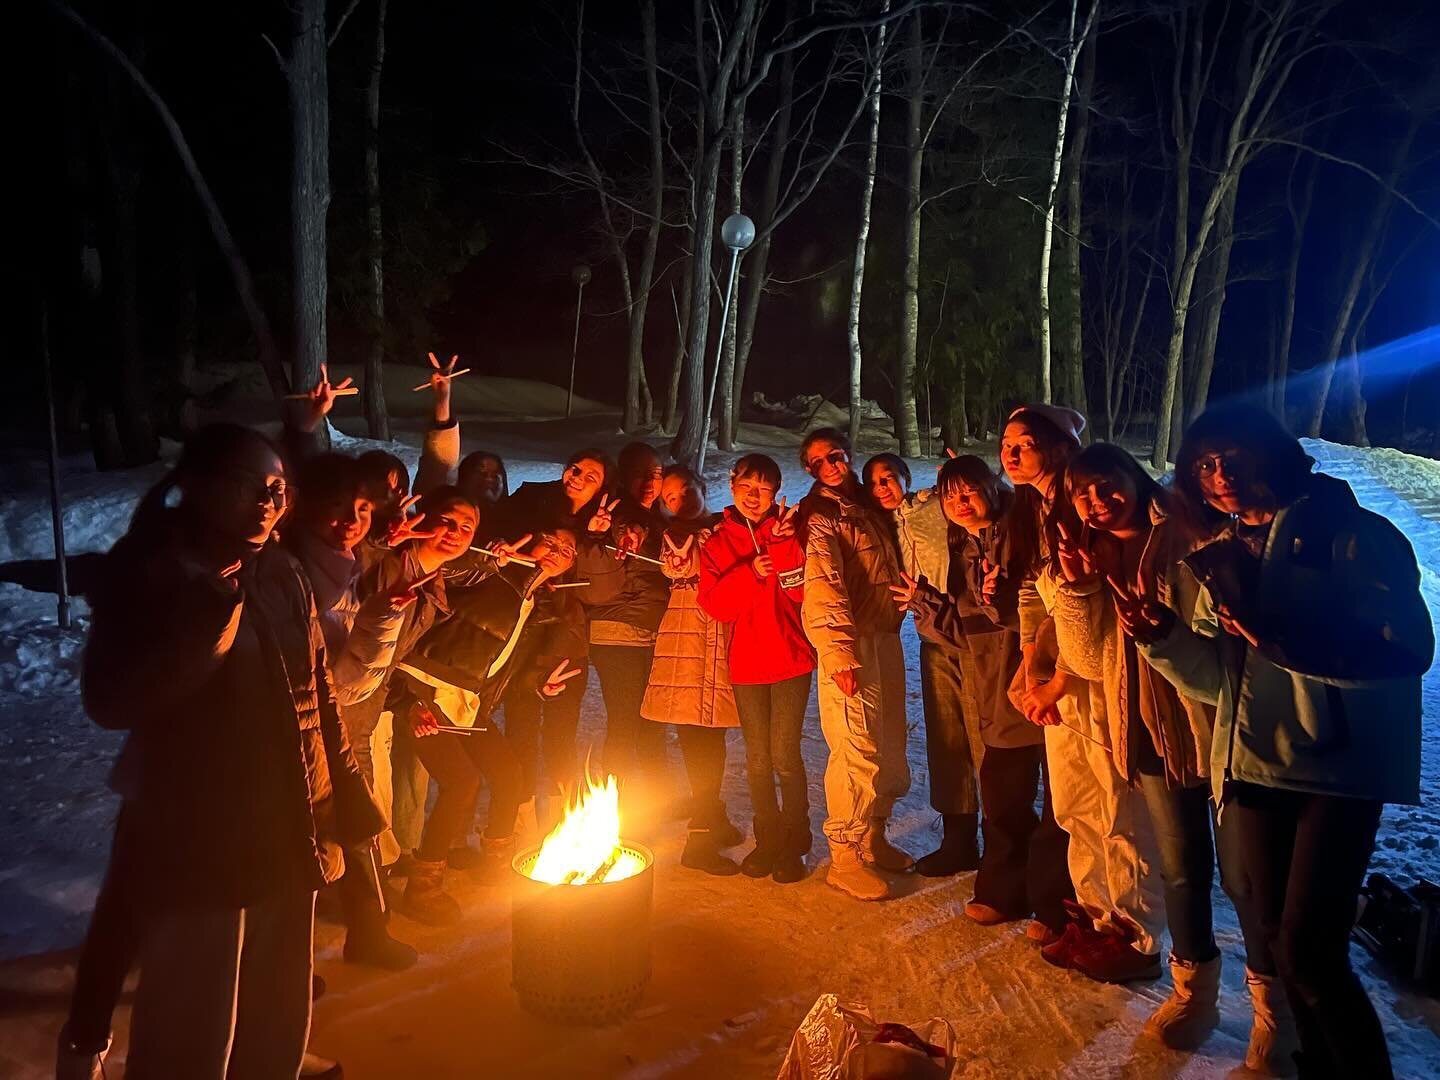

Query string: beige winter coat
641 524 739 728
799 481 904 678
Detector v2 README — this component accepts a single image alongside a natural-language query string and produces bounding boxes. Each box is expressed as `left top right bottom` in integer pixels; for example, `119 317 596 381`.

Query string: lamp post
566 263 591 418
697 212 756 473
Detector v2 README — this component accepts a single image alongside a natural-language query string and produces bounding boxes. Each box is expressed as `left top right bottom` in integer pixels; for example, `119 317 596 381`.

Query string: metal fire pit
510 842 654 1024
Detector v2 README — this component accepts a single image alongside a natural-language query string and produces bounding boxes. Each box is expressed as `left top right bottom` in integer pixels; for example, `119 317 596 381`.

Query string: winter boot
1143 955 1222 1050
473 834 517 885
826 841 891 901
681 830 741 876
740 819 780 878
860 818 915 873
401 857 462 926
55 1024 109 1080
915 813 980 877
771 822 811 884
1245 968 1300 1076
1070 926 1162 984
446 843 485 870
714 815 744 850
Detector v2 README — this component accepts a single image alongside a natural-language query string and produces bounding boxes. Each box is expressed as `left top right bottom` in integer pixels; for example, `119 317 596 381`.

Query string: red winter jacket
699 507 816 685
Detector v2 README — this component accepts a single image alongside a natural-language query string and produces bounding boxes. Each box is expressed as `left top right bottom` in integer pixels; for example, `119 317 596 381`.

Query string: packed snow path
1 412 1438 1077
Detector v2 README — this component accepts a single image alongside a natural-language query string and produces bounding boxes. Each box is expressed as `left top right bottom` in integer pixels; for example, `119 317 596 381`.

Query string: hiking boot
740 841 779 878
55 1024 109 1080
473 835 517 885
963 901 1016 926
1144 955 1221 1049
1071 932 1163 984
680 831 741 876
714 817 744 849
771 852 808 884
916 813 981 877
401 857 461 926
1245 968 1300 1075
860 819 915 873
343 925 418 971
826 841 891 901
446 844 484 871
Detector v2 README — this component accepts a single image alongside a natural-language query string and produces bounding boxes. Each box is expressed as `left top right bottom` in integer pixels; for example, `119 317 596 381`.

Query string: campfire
511 774 655 1024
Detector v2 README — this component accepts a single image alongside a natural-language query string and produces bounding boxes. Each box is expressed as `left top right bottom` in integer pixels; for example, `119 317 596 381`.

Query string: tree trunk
362 0 389 440
1187 173 1240 419
629 0 664 434
715 97 745 452
1272 156 1316 418
288 0 331 409
848 2 886 450
663 257 693 434
1063 25 1095 419
896 13 924 457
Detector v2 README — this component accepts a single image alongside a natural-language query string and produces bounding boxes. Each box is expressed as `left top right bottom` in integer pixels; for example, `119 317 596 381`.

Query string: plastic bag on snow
777 993 957 1079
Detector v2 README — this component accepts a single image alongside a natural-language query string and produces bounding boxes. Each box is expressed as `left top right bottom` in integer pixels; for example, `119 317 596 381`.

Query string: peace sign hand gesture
770 497 799 540
385 494 442 547
889 570 921 610
385 569 440 610
1056 520 1099 585
979 557 1002 605
540 658 584 698
1107 564 1175 644
293 362 355 433
662 532 695 575
587 497 620 535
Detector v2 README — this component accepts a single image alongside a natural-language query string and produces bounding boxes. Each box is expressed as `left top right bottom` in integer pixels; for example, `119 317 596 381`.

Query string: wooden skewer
411 368 471 391
470 545 539 567
435 725 490 736
605 544 664 567
284 387 359 399
549 580 590 589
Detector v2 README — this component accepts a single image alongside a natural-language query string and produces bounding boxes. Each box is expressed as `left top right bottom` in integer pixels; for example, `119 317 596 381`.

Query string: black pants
676 725 729 830
408 723 524 858
1230 782 1389 1078
734 674 811 851
919 643 981 815
591 644 667 785
973 744 1073 929
503 664 587 799
66 811 140 1051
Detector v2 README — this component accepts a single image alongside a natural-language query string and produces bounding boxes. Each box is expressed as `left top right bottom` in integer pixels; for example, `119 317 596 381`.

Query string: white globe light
720 213 756 251
572 264 592 286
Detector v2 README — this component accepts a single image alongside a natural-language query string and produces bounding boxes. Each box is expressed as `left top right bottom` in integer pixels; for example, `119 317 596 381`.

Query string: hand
540 658 584 698
1021 675 1066 726
293 362 354 433
409 701 441 738
832 668 859 698
979 558 1001 605
384 569 439 609
752 553 775 578
662 533 694 574
1212 598 1260 647
385 495 441 547
1108 572 1174 644
425 351 459 421
489 533 533 567
1055 520 1096 584
587 497 620 535
889 570 919 609
770 497 799 540
615 523 646 559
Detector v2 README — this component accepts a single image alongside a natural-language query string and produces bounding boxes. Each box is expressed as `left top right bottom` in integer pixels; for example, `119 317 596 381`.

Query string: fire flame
527 773 645 886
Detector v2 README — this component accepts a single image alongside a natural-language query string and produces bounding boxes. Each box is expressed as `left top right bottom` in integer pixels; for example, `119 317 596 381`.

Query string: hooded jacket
892 488 950 589
1140 472 1431 805
83 518 385 908
575 501 669 646
699 506 815 685
799 480 904 677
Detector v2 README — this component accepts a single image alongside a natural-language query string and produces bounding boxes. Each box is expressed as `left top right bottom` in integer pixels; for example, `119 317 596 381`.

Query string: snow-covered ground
1 383 1438 1077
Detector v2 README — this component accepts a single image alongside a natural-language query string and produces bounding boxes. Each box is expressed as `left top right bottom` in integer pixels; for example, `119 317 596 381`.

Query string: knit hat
1007 403 1085 447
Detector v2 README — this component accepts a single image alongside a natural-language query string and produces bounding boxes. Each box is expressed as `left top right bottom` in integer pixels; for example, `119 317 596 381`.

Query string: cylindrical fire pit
511 841 655 1024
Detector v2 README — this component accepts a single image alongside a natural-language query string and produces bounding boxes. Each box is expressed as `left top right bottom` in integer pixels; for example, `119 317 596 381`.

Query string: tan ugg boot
826 841 891 901
1245 968 1299 1075
860 818 916 873
401 856 461 926
1143 955 1221 1049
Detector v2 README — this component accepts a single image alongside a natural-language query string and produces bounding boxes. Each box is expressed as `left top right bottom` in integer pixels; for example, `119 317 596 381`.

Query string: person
798 427 910 901
1002 404 1165 974
1133 405 1431 1077
893 455 1073 936
866 451 981 875
393 530 585 920
412 354 509 516
79 424 385 1079
700 454 815 884
642 466 744 874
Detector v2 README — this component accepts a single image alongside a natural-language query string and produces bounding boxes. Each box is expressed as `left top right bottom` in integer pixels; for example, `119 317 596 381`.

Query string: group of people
58 362 1430 1080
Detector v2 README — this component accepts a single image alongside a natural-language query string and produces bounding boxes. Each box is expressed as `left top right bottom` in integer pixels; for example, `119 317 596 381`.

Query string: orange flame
527 774 644 885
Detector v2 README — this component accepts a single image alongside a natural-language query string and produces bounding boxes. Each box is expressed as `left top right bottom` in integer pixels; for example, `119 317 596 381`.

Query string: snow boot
55 1024 108 1080
740 819 780 878
401 856 462 926
681 830 740 876
473 834 517 885
860 818 915 873
1245 968 1300 1076
446 843 484 871
714 816 744 850
1143 955 1221 1050
915 813 980 877
826 841 891 901
771 821 811 883
387 852 415 879
300 1052 344 1078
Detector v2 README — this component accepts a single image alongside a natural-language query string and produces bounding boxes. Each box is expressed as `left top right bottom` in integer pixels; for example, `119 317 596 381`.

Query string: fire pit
511 775 654 1024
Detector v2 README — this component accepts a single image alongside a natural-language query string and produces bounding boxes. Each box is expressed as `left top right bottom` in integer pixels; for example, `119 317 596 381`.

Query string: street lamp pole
566 264 591 418
697 213 756 473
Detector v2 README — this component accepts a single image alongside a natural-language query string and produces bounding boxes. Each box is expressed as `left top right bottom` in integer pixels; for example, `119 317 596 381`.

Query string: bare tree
362 0 389 439
1061 23 1096 418
848 1 888 447
1269 149 1316 417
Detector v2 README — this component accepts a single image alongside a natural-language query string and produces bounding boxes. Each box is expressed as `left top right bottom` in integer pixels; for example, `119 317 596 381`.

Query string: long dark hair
937 454 1012 522
1174 404 1314 521
1004 411 1081 580
126 423 279 546
1064 443 1163 524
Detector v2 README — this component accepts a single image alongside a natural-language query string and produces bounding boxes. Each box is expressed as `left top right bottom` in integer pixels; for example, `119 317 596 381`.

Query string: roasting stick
549 580 591 589
411 368 471 391
605 544 664 567
435 725 489 737
470 545 539 568
283 387 359 399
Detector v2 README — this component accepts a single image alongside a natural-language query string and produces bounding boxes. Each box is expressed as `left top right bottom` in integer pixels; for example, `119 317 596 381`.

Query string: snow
1 388 1438 1078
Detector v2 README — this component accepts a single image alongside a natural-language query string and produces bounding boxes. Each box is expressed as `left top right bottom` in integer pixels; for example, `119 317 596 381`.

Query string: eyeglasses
538 534 577 560
227 471 288 510
807 449 848 471
1191 451 1247 481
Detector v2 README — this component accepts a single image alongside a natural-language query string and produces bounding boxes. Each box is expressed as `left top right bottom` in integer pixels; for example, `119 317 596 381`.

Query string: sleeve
766 534 807 600
801 511 859 677
1049 578 1109 682
1018 578 1049 647
329 593 405 706
414 419 461 497
908 581 971 652
314 630 387 844
573 537 626 606
1138 585 1226 706
698 534 761 621
82 552 246 730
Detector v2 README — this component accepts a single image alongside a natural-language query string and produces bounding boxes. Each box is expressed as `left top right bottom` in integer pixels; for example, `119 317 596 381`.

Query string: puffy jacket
642 517 739 728
892 488 950 589
576 503 669 645
699 507 815 685
494 479 600 540
1140 473 1431 805
83 517 385 908
799 481 904 677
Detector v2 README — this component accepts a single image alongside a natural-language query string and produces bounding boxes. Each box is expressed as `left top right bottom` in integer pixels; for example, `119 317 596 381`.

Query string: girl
894 455 1072 935
700 454 816 884
1137 406 1430 1077
81 424 384 1079
643 466 743 874
1001 405 1165 978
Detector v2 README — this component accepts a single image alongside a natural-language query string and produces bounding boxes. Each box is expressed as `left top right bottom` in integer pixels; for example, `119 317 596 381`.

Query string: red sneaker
1070 933 1163 984
1039 902 1105 968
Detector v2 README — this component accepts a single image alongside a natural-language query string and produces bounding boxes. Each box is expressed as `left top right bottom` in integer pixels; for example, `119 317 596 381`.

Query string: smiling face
458 455 506 505
805 438 851 490
189 440 288 549
1069 471 1139 534
561 457 606 510
531 528 578 577
625 450 664 510
1000 421 1051 490
866 462 907 511
1192 445 1260 516
417 502 479 563
660 473 706 520
940 481 994 533
730 474 777 523
317 493 375 553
